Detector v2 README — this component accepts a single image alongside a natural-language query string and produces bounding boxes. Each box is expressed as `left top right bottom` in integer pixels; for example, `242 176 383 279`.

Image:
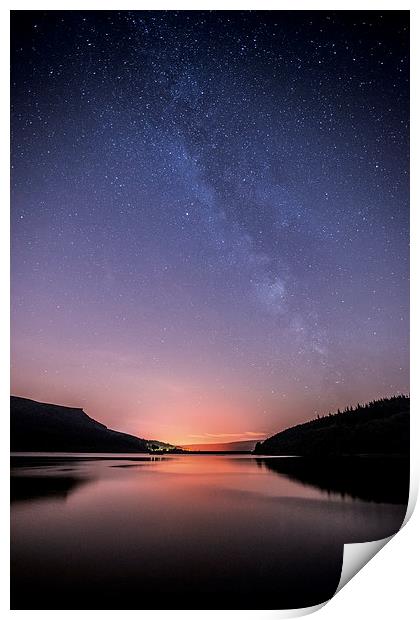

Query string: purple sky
11 11 409 444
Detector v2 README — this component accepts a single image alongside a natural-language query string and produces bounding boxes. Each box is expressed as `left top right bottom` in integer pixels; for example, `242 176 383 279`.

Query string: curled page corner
402 480 418 527
276 482 416 619
279 602 327 618
209 604 328 620
335 535 394 595
335 479 417 598
263 601 327 618
277 535 398 618
278 536 395 619
284 490 415 618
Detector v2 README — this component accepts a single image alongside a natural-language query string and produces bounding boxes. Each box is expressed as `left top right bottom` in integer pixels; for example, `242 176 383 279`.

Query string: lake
10 453 408 610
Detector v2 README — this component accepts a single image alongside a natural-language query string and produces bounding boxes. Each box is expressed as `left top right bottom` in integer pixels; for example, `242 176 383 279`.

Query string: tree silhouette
254 395 409 456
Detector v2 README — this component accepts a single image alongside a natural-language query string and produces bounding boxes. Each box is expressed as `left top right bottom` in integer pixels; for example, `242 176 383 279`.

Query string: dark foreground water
10 454 408 610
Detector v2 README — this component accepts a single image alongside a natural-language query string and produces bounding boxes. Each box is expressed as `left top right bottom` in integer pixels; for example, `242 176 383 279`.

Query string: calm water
11 454 408 610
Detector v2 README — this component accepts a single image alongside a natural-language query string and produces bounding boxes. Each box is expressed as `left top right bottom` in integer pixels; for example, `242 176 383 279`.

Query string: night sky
11 11 409 445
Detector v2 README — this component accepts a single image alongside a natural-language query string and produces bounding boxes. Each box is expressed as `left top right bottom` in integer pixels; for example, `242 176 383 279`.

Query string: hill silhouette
182 439 258 452
254 395 409 456
11 396 151 453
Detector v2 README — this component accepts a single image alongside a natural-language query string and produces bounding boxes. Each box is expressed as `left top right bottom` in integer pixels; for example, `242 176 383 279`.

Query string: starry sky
11 11 409 445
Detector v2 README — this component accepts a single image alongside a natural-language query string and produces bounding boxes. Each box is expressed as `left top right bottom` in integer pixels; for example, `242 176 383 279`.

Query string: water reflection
258 456 410 504
11 474 92 504
11 454 408 610
10 454 165 504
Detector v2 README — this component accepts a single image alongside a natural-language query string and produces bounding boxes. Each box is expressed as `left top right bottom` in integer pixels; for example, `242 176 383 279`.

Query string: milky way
11 11 409 444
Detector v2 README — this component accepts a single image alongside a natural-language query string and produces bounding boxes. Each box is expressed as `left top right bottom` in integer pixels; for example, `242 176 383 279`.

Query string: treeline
254 395 409 456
